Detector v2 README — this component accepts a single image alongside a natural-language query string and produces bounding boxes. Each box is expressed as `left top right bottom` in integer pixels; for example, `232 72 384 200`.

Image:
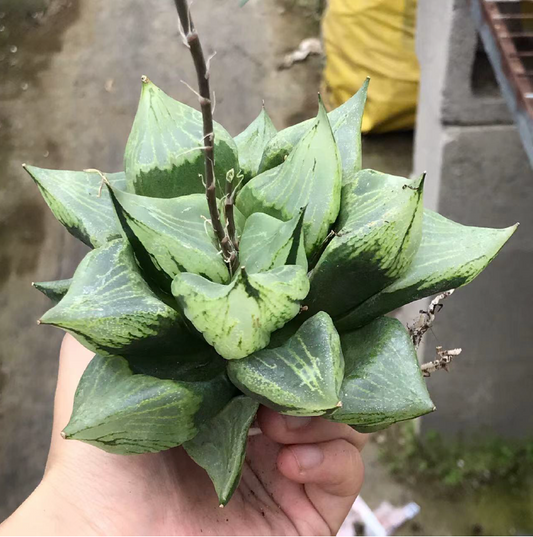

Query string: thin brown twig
174 0 236 272
421 346 462 377
408 290 455 349
225 169 238 251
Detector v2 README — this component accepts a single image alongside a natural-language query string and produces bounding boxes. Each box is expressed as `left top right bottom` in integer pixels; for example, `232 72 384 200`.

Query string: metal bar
500 32 533 37
470 0 533 168
493 13 533 18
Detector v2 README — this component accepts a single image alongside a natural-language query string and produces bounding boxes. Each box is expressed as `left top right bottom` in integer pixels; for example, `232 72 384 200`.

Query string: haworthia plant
234 106 277 182
172 265 310 360
184 396 259 505
24 166 126 248
237 99 342 258
63 354 234 454
124 77 238 199
33 278 72 303
228 312 344 416
28 1 517 505
326 317 435 428
306 169 424 319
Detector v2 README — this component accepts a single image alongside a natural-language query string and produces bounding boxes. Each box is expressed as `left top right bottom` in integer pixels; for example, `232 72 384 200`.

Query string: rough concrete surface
0 0 323 519
416 0 512 126
415 125 533 438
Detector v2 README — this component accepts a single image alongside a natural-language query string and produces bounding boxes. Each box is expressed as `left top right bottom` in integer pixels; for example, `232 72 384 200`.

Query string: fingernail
289 445 324 471
283 415 312 430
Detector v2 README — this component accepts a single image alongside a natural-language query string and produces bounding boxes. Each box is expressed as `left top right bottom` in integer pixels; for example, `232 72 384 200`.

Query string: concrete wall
414 0 533 438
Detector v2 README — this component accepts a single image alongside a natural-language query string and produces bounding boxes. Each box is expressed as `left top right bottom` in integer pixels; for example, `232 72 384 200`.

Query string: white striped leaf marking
327 317 434 428
335 210 519 331
25 165 125 248
227 312 344 416
63 354 234 455
124 77 238 199
306 169 424 319
172 266 310 360
40 239 192 356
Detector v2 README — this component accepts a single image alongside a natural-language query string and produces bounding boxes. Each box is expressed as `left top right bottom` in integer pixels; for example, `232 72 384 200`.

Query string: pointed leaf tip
306 169 424 319
63 354 234 455
237 101 342 258
259 78 368 180
124 78 238 198
234 105 277 181
327 317 434 428
40 239 192 356
26 165 126 248
336 210 518 330
184 396 259 505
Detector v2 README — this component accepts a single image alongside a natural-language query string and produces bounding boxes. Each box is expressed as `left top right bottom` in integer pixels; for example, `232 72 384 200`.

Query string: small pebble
10 45 17 53
21 82 28 91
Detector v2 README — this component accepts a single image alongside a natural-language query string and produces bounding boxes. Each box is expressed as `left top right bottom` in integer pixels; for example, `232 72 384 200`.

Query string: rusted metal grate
470 0 533 166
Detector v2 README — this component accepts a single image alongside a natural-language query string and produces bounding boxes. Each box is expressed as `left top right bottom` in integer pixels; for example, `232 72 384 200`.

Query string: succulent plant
26 2 517 507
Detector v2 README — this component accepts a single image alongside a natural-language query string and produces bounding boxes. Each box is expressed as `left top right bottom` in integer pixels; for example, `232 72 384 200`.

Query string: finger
277 439 364 534
258 406 368 451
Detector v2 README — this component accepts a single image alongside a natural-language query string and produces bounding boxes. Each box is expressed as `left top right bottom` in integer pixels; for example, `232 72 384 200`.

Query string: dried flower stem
408 290 455 349
174 0 237 271
421 346 462 377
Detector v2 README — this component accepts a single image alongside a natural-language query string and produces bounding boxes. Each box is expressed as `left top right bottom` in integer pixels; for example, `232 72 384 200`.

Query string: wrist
0 478 97 536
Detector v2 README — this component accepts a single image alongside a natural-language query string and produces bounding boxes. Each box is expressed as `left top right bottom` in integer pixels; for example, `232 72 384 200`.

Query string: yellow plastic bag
322 0 419 133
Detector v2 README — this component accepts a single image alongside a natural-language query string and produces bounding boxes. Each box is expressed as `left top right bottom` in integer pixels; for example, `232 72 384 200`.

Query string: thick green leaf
124 77 239 198
33 278 72 303
25 165 125 248
40 239 193 356
172 266 310 360
335 210 518 331
108 188 229 285
259 79 369 183
237 99 342 257
63 354 234 455
184 396 259 505
228 312 344 416
235 107 277 182
306 170 424 319
327 317 434 428
239 209 307 274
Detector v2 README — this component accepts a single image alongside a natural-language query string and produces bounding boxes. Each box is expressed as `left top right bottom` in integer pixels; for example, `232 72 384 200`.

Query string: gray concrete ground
0 0 322 519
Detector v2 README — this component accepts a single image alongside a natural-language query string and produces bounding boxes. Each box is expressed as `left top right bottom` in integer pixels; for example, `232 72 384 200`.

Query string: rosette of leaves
27 71 516 505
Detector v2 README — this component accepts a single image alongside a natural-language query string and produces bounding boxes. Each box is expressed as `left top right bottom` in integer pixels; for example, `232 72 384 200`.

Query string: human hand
1 335 365 536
